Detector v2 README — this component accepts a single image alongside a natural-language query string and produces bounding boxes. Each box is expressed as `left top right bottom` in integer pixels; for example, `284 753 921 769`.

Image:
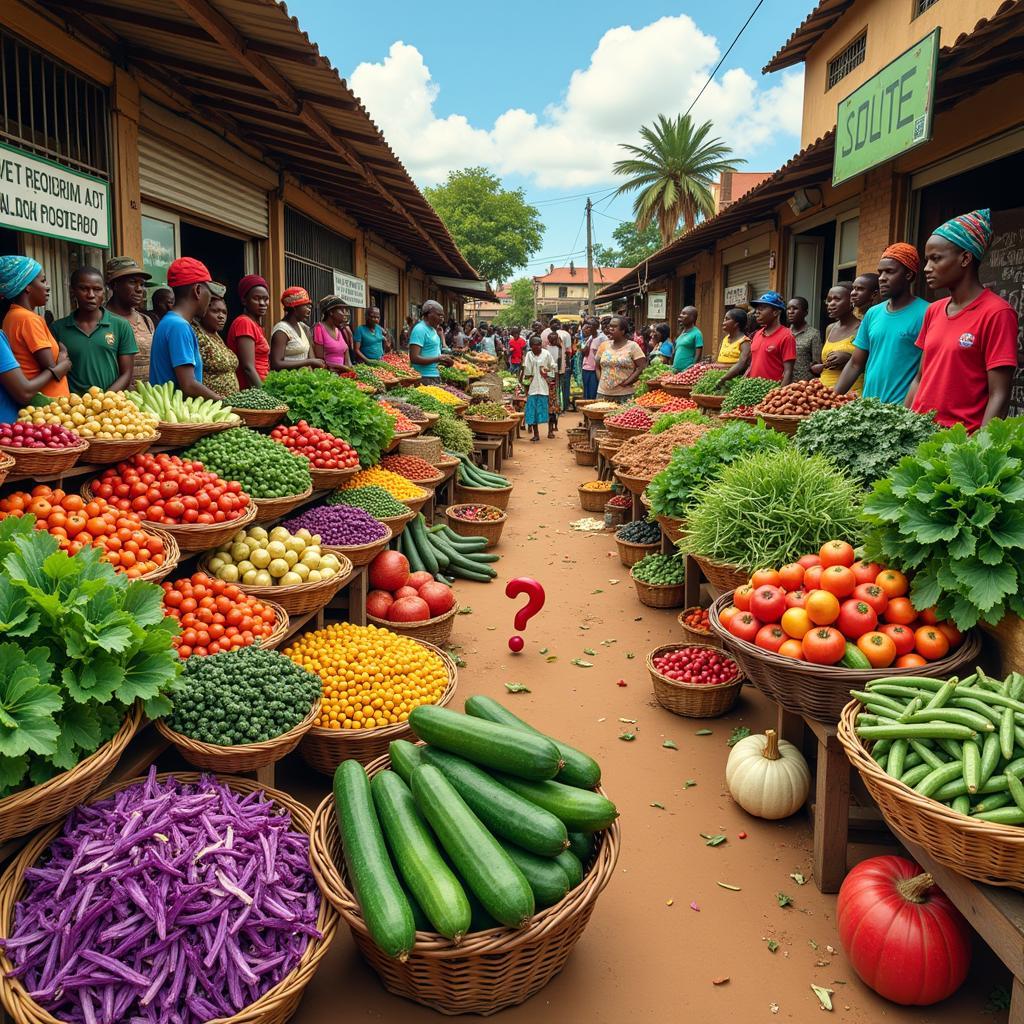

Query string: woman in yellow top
814 282 863 392
717 308 750 365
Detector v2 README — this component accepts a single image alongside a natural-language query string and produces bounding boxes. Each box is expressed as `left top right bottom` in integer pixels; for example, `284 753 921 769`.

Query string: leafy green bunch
440 365 470 387
647 420 788 519
650 409 711 434
681 448 862 571
0 516 181 797
794 398 938 486
721 376 779 412
690 369 733 396
635 364 671 397
427 415 474 454
389 388 449 415
349 365 384 393
263 369 395 467
861 418 1024 629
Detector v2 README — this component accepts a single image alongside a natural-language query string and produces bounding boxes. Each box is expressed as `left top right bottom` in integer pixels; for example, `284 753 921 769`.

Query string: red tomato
918 606 940 625
853 583 888 615
857 631 897 668
820 565 857 598
914 626 950 661
896 653 928 668
750 568 781 589
366 590 394 618
837 600 878 639
418 582 456 616
851 560 883 585
937 621 963 648
726 611 762 643
394 586 420 600
755 624 787 653
802 626 846 665
733 584 754 612
803 565 824 590
876 569 909 598
880 623 916 656
407 571 435 589
368 550 410 592
819 540 855 568
388 596 431 622
785 589 809 609
884 597 918 626
777 562 805 591
798 553 822 569
749 585 787 623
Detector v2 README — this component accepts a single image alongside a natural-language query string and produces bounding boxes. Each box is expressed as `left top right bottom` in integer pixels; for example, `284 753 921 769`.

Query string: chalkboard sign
978 207 1024 416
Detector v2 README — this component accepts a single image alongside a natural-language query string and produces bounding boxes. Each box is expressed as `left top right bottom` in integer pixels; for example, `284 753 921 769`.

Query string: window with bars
827 32 867 90
284 206 355 305
914 0 940 15
0 30 109 178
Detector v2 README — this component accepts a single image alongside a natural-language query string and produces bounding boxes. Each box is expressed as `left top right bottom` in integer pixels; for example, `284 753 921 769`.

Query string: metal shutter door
725 254 771 299
138 134 269 238
367 255 400 294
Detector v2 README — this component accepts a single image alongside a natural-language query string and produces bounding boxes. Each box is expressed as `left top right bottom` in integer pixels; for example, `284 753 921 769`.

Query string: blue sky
289 0 814 278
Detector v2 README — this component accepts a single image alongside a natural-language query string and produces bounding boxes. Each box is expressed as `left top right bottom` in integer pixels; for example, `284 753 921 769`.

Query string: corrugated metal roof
37 0 483 283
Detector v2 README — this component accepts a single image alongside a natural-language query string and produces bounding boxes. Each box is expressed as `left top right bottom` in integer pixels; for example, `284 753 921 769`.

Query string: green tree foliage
493 278 535 328
424 168 544 285
613 114 742 246
593 220 662 268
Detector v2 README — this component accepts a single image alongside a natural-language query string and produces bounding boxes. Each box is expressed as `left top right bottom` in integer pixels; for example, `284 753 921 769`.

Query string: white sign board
724 283 751 306
647 291 667 319
0 143 110 248
332 269 367 308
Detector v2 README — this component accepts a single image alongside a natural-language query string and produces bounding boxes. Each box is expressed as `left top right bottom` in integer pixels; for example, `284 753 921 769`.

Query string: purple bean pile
283 503 389 546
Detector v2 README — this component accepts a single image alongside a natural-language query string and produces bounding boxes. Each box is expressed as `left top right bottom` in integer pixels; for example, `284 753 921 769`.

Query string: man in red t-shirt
507 326 526 369
906 209 1017 431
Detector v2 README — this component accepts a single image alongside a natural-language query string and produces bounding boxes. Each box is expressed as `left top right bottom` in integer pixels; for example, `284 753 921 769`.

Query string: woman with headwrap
225 274 271 389
905 209 1018 431
833 243 930 402
269 287 325 371
0 256 70 398
313 296 352 372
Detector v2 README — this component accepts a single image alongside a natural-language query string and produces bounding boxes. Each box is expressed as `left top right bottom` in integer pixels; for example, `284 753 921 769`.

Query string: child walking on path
520 334 558 441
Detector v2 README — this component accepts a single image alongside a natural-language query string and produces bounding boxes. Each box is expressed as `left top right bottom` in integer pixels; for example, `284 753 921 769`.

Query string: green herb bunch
440 365 470 387
467 402 511 421
635 365 671 397
349 365 384 392
681 448 862 571
861 418 1024 629
690 369 733 396
427 415 474 454
721 377 779 412
793 398 939 487
650 409 712 434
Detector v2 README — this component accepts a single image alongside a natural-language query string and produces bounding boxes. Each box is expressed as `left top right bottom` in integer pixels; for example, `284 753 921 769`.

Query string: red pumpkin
837 856 971 1005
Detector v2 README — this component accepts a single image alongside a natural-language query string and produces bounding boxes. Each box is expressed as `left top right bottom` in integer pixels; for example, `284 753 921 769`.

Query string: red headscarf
281 286 311 308
238 274 269 300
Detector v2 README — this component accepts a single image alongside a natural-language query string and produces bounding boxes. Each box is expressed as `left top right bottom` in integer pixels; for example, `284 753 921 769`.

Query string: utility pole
585 197 595 316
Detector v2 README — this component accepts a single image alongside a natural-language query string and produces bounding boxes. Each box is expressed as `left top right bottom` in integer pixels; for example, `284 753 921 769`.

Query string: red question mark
506 577 546 653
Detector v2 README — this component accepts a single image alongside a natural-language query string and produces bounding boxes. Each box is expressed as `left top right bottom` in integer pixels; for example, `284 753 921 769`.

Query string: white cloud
350 15 804 190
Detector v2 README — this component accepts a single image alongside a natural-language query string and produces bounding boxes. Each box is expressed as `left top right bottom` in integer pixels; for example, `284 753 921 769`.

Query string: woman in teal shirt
352 306 386 362
671 306 703 371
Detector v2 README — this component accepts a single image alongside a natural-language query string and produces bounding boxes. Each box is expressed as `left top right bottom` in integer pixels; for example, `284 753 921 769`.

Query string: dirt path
287 426 1010 1024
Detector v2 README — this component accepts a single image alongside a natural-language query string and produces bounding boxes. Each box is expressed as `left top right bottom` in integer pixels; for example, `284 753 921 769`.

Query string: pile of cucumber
333 696 616 958
393 513 499 584
453 452 510 491
852 669 1024 823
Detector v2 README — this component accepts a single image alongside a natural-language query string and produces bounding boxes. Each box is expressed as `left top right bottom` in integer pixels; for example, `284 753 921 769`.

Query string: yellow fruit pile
414 385 462 405
285 622 449 730
20 387 158 439
581 480 613 492
338 466 427 500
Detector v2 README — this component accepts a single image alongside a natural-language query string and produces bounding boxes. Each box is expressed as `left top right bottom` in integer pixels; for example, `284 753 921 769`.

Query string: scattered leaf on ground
583 647 597 656
663 739 678 750
546 656 558 663
696 729 713 736
808 939 819 951
505 683 531 694
625 652 636 660
571 659 593 668
650 801 665 809
790 872 807 886
776 892 793 908
601 639 617 646
727 726 751 747
717 882 741 891
767 939 780 953
619 732 636 742
700 833 727 847
539 647 549 654
811 985 834 1011
458 607 473 615
608 579 620 585
591 589 603 594
683 779 697 789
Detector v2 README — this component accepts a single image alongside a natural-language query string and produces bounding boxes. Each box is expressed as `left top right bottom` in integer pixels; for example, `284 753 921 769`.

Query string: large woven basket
0 704 142 845
757 412 807 436
630 572 686 609
573 445 597 467
692 393 726 412
375 507 416 538
154 701 320 773
615 535 659 568
581 406 610 421
566 427 589 447
613 469 653 496
231 404 288 428
837 700 1024 889
708 593 983 724
604 422 649 439
0 773 338 1024
647 643 743 718
136 525 180 584
402 490 431 515
366 603 459 647
327 529 392 568
309 464 360 491
655 513 687 546
578 484 612 512
690 553 749 595
444 504 506 548
452 482 512 511
309 756 620 1016
299 642 458 772
199 549 353 615
0 439 89 478
661 381 692 398
83 432 159 464
398 435 444 463
0 451 13 487
154 418 236 447
252 485 315 523
464 416 516 436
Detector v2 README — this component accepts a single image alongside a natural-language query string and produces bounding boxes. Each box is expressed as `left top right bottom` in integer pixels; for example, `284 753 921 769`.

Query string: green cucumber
951 795 971 815
496 840 570 908
555 849 583 888
980 732 1002 789
856 723 977 741
899 763 931 787
908 708 995 732
371 771 471 941
492 772 618 831
840 642 871 669
464 887 500 933
333 760 415 959
421 746 569 855
410 765 535 928
407 517 439 576
409 705 563 780
567 831 595 863
464 695 602 788
389 739 425 784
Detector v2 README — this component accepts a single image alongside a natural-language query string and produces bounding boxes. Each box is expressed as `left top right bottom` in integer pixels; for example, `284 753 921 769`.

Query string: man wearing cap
718 291 795 388
148 258 221 400
906 209 1017 431
105 257 156 384
833 244 929 402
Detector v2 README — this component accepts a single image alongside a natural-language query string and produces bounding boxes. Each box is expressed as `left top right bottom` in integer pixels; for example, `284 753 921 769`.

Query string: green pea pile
428 415 474 454
168 646 320 745
227 387 282 410
326 485 409 518
632 553 686 585
185 427 311 498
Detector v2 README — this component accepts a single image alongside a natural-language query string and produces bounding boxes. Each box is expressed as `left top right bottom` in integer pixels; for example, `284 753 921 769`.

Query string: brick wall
858 165 899 269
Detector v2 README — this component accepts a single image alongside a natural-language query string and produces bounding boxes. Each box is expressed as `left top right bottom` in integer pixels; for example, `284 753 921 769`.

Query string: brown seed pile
611 422 711 477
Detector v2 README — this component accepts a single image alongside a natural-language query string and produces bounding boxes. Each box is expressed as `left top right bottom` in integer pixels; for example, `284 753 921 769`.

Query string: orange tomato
896 653 927 668
47 511 67 530
851 560 883 586
778 639 804 660
733 585 754 612
781 607 812 639
805 590 840 626
884 597 917 626
28 498 52 518
914 626 950 661
820 565 857 598
803 565 824 590
751 568 781 589
62 495 84 512
937 621 963 648
777 562 805 591
819 540 855 568
857 631 897 668
875 569 909 598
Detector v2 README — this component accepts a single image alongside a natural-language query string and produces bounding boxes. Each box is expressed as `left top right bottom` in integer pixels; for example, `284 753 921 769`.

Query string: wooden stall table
471 437 503 472
326 562 367 627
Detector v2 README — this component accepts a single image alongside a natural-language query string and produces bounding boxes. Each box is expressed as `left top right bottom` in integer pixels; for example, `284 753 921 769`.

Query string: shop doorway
370 289 398 343
788 221 836 331
180 222 247 321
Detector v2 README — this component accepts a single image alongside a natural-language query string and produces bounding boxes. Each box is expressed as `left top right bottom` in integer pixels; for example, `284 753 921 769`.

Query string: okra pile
852 669 1024 824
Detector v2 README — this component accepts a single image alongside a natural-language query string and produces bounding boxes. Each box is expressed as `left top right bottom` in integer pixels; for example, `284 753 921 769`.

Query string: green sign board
833 28 939 186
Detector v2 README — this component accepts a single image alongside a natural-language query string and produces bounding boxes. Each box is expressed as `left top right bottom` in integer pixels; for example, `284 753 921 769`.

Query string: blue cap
751 291 787 310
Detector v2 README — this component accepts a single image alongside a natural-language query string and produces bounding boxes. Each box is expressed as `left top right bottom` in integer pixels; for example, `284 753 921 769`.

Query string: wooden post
812 724 850 893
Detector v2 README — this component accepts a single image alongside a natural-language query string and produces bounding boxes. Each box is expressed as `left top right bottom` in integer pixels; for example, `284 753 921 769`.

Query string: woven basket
397 468 445 491
615 536 659 568
258 600 291 650
83 432 159 464
375 507 416 537
709 594 983 724
252 485 315 523
0 773 338 1024
757 412 807 435
630 571 686 609
299 642 458 772
692 393 726 411
199 550 353 615
367 603 459 647
136 525 180 584
656 514 687 545
0 704 142 845
838 700 1024 889
398 435 444 463
614 469 653 496
573 446 597 467
0 451 13 486
661 381 691 398
579 485 613 512
604 422 649 439
566 427 589 445
327 529 393 568
422 411 440 426
677 607 721 648
464 416 517 436
647 643 742 717
690 553 749 595
309 465 360 491
308 758 620 1016
154 701 320 773
452 482 512 511
402 490 431 515
231 404 288 428
0 440 88 478
444 504 507 548
154 418 236 447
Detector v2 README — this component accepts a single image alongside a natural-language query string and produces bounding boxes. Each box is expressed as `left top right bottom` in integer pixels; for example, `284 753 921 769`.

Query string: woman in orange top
0 256 69 398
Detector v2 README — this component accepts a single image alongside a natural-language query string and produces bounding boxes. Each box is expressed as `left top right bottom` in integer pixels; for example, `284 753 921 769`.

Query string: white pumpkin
726 729 810 820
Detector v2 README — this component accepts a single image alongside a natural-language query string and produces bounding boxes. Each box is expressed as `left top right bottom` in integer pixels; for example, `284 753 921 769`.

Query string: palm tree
612 114 743 247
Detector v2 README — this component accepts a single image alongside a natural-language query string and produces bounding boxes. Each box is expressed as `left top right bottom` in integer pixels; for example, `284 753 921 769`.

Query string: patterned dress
194 324 240 398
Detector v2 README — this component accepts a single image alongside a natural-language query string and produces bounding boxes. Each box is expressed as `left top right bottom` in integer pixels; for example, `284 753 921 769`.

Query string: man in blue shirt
353 306 386 362
148 257 221 400
409 300 452 379
833 244 928 403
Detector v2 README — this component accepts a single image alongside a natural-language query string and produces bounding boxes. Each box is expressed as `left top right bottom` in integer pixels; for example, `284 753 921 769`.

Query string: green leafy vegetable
634 364 672 396
727 726 751 747
649 409 712 434
426 414 474 454
721 377 780 412
776 891 793 908
700 833 726 846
